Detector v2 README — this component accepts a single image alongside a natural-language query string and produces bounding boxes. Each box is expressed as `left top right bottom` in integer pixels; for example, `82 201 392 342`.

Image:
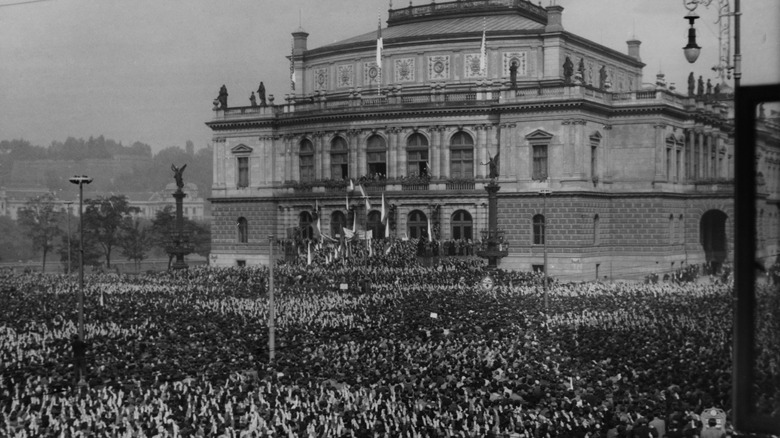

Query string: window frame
449 132 475 179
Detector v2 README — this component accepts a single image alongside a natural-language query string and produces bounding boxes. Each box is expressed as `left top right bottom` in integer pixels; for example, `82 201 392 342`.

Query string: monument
476 154 508 269
167 164 193 270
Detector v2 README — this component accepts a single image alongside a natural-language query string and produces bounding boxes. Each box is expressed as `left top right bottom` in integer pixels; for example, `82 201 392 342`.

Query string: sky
1 0 778 153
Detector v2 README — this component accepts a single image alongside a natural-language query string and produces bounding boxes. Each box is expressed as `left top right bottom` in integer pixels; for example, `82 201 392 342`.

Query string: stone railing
446 180 476 190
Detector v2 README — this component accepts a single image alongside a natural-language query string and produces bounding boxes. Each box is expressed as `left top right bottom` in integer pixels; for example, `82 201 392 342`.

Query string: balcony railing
446 181 476 190
402 183 429 191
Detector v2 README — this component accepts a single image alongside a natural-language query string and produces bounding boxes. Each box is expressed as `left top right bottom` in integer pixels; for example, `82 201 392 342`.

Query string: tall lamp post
65 201 73 277
539 189 551 310
69 175 92 342
267 235 276 364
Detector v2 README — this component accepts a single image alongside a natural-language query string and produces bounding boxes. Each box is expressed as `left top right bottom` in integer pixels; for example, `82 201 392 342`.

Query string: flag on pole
358 184 367 199
290 38 296 91
376 15 383 95
307 242 312 265
348 179 355 192
365 195 371 211
427 213 434 241
479 19 487 76
346 194 350 211
381 193 390 238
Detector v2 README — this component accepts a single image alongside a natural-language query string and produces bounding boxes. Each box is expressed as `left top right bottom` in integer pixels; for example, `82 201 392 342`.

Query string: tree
58 233 102 273
119 218 152 272
150 206 211 266
83 195 139 268
0 216 35 262
17 193 62 270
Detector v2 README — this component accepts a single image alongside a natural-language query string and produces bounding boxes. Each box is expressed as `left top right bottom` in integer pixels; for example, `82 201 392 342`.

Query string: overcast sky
1 0 778 153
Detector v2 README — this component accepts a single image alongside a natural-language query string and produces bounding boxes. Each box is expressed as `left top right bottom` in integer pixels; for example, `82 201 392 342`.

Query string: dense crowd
0 252 778 437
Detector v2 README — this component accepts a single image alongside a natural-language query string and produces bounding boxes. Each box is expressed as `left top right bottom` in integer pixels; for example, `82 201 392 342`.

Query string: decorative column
320 132 330 180
476 125 488 178
388 128 398 179
653 124 667 181
284 135 293 183
348 131 359 180
476 180 507 269
291 136 300 182
395 128 406 178
430 126 441 178
439 127 449 179
168 165 192 270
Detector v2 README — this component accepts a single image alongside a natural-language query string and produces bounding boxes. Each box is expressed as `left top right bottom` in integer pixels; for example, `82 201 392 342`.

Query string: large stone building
206 0 778 278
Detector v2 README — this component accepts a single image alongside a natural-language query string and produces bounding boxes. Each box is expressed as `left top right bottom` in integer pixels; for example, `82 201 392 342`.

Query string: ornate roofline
386 0 547 27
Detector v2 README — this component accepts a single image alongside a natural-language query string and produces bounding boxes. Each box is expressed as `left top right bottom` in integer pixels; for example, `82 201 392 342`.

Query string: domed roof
309 0 548 56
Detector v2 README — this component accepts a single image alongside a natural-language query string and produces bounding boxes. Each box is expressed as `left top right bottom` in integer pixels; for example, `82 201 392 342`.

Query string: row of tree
14 194 210 271
0 137 212 200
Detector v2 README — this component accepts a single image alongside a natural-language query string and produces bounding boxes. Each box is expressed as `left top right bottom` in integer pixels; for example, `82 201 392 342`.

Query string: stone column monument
168 164 193 270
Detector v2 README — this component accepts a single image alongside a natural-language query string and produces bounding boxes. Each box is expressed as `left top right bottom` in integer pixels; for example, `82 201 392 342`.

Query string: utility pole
268 235 275 364
539 189 551 311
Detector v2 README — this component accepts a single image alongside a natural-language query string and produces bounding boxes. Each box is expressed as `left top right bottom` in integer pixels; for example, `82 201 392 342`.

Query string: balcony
446 180 476 190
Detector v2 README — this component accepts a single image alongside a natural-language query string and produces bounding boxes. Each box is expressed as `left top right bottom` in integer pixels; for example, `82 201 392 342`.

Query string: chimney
545 5 564 33
626 39 641 61
292 27 309 55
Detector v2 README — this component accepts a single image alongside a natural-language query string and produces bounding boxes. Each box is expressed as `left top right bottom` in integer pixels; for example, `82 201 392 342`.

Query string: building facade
206 0 777 278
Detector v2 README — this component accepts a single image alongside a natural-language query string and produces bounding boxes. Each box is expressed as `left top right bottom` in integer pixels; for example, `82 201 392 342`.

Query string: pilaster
388 128 399 179
430 126 441 178
439 127 448 179
476 125 487 179
654 123 667 181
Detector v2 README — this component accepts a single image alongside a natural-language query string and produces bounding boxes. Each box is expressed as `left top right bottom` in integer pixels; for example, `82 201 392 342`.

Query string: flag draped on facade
479 19 487 76
290 38 296 91
376 16 383 95
381 193 390 238
427 213 434 241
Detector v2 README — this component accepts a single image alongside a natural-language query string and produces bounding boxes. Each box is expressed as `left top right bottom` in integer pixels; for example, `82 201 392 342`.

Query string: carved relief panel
394 57 416 82
313 67 329 91
502 52 527 77
337 64 354 88
427 55 450 80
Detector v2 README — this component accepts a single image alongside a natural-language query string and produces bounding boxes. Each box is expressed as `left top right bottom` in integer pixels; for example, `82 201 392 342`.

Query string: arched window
237 217 248 243
330 136 349 180
331 211 347 237
406 133 429 177
299 211 313 239
451 210 473 240
366 135 387 177
532 214 545 245
299 139 315 182
367 211 384 239
449 132 474 179
407 210 428 239
593 214 600 245
678 214 685 244
590 132 601 180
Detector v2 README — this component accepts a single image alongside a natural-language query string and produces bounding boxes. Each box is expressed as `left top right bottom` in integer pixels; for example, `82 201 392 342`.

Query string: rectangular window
300 154 314 182
237 157 249 188
693 145 700 179
330 153 348 179
236 260 246 267
367 151 387 176
407 150 429 177
532 145 548 180
666 147 672 180
532 264 544 273
590 145 597 179
450 149 474 179
676 149 681 181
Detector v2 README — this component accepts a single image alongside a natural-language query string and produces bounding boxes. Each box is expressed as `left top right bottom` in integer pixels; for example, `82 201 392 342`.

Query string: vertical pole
542 192 548 311
78 184 85 342
268 236 275 363
733 0 741 90
66 203 72 277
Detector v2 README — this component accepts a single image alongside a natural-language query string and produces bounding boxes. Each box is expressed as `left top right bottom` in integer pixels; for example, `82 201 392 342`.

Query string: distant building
206 0 779 278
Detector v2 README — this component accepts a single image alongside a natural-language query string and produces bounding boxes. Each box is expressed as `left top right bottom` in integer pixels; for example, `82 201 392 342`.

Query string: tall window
299 212 313 239
590 133 600 180
330 137 349 179
331 211 347 237
532 145 548 180
593 214 600 245
532 214 545 245
366 135 387 177
408 210 428 239
451 210 473 240
299 139 315 182
237 217 248 243
676 149 682 181
449 132 474 179
237 157 249 188
406 133 429 177
367 211 383 239
685 136 691 179
666 137 675 181
693 137 700 179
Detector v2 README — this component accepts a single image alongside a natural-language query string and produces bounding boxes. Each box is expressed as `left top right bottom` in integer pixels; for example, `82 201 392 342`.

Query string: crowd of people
0 252 778 437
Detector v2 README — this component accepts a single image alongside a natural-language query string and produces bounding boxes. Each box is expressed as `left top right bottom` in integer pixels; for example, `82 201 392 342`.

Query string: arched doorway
700 210 727 272
299 211 314 240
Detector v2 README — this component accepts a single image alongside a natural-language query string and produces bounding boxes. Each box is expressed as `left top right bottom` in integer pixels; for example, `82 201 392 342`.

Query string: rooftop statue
482 152 500 179
563 56 574 84
688 72 695 97
217 84 228 109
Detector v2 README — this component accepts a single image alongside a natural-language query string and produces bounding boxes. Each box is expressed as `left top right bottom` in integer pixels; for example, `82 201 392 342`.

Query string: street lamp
539 189 551 311
683 12 702 63
267 235 276 364
65 201 73 277
68 175 92 344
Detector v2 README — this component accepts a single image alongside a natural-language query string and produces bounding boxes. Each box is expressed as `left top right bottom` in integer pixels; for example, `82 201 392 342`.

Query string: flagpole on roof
376 14 383 96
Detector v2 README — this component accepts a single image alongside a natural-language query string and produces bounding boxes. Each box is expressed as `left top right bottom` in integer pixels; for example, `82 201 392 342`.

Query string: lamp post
683 12 702 63
69 175 92 343
267 235 275 364
539 189 551 310
65 201 73 277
